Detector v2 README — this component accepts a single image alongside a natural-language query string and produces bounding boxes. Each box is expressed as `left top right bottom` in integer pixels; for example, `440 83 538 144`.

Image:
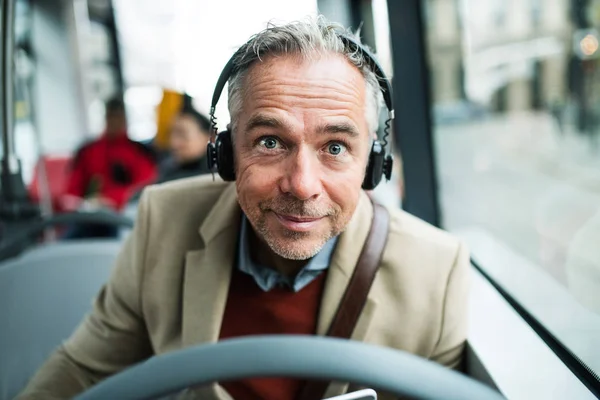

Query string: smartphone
324 388 377 400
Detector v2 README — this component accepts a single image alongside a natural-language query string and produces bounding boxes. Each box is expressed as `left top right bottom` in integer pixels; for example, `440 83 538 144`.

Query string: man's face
170 115 209 163
235 54 371 260
105 109 127 136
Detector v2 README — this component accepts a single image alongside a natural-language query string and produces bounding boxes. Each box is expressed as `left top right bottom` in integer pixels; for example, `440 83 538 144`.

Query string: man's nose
280 148 323 201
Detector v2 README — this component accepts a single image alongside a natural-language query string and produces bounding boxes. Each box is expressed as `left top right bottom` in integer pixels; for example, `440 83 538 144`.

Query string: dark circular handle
76 335 504 400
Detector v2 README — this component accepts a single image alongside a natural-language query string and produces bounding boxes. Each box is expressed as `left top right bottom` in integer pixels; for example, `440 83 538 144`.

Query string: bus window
424 0 600 382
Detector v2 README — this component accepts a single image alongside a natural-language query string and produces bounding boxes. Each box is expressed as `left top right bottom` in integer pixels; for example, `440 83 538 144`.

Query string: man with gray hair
19 16 470 400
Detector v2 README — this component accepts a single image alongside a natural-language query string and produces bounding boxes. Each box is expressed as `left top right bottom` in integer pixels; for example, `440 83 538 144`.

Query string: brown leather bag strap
297 202 390 400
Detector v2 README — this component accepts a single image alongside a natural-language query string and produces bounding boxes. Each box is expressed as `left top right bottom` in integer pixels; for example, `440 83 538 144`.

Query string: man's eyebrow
245 114 288 132
319 122 361 138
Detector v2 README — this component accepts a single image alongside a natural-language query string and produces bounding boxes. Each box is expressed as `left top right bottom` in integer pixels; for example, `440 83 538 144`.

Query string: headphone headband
338 34 394 117
209 33 394 133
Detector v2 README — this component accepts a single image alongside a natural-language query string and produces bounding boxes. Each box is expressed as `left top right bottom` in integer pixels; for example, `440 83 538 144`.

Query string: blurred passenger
157 108 212 183
61 97 158 238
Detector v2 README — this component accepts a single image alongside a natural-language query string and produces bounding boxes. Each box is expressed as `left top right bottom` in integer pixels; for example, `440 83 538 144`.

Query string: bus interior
0 0 599 399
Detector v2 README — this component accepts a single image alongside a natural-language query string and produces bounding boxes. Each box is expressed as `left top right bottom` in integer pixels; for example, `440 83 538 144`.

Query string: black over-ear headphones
206 33 394 190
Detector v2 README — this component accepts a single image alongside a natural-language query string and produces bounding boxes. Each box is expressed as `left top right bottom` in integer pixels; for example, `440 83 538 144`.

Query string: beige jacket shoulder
19 175 470 400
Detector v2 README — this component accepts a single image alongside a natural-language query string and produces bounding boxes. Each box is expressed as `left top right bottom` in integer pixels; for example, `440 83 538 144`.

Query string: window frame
386 0 600 397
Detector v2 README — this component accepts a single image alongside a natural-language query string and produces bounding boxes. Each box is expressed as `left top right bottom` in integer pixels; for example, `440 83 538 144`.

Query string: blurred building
424 0 464 105
425 0 574 113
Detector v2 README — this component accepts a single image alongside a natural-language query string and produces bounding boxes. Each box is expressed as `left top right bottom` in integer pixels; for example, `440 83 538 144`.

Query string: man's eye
259 137 280 150
327 142 347 156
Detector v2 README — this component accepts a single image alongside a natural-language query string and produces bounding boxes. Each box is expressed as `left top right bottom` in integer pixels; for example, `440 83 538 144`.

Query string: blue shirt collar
237 215 338 292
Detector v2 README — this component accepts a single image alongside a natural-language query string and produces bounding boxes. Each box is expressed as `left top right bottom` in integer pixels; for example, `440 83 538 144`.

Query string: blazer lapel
181 245 235 348
181 246 237 400
181 183 241 348
181 184 241 400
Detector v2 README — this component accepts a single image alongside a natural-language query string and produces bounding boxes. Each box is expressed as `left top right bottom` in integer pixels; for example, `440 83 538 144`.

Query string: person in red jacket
62 97 158 238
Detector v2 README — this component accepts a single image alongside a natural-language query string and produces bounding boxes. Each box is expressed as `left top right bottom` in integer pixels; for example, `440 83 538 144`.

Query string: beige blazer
19 175 470 400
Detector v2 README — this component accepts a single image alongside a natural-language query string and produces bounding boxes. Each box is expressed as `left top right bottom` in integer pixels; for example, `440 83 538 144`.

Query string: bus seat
0 240 121 400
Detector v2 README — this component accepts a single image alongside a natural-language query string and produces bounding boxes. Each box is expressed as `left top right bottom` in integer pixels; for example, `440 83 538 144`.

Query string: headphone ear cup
216 130 236 181
206 141 218 172
362 140 385 190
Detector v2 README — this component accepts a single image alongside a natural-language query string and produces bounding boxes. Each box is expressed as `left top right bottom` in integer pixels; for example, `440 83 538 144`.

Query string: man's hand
59 194 84 213
59 195 116 213
83 196 116 210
